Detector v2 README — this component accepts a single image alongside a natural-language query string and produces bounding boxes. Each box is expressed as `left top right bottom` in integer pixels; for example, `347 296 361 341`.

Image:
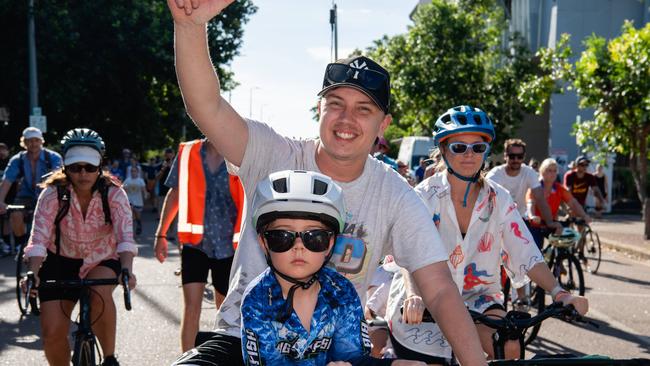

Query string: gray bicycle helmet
61 128 105 155
252 170 345 234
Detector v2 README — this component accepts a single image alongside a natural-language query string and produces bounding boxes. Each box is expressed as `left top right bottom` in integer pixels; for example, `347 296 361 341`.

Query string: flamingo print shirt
24 184 138 278
386 172 543 358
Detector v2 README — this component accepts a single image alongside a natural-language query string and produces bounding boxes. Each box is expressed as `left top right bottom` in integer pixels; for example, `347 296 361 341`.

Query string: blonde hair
538 158 558 176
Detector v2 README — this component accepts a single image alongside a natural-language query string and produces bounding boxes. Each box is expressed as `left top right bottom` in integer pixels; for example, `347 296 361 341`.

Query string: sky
226 0 418 138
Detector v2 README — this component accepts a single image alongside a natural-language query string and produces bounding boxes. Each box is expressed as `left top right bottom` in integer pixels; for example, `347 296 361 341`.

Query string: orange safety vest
177 139 245 248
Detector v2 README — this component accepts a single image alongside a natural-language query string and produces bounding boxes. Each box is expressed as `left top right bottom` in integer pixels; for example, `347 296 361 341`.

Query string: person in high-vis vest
154 138 244 352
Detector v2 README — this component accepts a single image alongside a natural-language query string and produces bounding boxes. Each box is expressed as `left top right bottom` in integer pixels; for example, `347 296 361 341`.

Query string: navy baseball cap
317 56 391 114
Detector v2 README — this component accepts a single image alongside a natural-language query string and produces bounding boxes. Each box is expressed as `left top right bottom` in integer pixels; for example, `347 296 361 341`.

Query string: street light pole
27 0 39 113
330 1 338 61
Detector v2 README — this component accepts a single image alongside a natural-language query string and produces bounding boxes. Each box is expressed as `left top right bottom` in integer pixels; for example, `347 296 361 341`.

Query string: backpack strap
95 177 113 226
54 184 71 257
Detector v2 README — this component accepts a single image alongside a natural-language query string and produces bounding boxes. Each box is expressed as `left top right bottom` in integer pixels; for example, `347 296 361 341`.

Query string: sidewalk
589 214 650 260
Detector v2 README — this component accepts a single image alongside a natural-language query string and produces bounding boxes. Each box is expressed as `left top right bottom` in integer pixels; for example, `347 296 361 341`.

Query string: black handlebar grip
121 268 132 311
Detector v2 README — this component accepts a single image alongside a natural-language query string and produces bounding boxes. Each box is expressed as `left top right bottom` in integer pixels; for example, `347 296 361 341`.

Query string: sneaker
102 355 120 366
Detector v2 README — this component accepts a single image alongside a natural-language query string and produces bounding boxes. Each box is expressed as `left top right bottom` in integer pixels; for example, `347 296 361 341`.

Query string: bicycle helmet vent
433 105 495 146
61 128 105 155
252 170 346 234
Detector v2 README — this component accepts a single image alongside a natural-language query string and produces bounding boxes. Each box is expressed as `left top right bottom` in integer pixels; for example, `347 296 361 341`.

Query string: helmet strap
442 155 486 208
265 248 333 323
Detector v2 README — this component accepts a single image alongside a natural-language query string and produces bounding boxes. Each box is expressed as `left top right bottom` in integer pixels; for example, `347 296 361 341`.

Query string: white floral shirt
386 172 543 358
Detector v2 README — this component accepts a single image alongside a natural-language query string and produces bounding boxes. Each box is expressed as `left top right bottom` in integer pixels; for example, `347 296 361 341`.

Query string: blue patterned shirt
241 267 373 365
165 143 237 259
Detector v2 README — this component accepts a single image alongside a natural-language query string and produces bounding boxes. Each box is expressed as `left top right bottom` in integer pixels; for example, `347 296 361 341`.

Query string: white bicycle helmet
548 227 581 248
252 170 345 234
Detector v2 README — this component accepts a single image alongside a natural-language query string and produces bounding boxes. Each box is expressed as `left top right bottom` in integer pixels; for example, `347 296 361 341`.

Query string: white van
396 136 436 170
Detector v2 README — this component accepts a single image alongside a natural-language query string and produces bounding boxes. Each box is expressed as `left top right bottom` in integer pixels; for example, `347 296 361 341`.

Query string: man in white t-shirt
486 139 562 244
167 2 486 365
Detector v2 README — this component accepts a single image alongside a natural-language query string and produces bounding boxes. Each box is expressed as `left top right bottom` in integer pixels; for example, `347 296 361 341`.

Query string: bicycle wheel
583 228 602 274
15 244 28 316
554 254 585 296
72 336 96 366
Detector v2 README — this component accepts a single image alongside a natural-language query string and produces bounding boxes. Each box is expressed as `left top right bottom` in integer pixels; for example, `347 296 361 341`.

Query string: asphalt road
1 217 648 364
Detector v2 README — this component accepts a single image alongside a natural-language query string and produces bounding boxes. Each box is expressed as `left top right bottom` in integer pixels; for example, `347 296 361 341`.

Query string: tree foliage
364 0 539 151
0 1 256 157
519 22 650 205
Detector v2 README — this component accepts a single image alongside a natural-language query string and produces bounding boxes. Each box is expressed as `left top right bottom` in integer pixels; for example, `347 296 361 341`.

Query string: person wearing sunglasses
240 170 421 365
563 155 605 209
387 106 588 362
22 128 137 366
168 2 486 365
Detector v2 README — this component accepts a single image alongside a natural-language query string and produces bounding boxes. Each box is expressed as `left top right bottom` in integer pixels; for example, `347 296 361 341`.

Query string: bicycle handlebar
40 270 132 311
402 302 592 329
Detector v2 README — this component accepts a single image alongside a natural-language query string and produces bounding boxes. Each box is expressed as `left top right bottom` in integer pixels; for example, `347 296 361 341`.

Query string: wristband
550 284 569 300
155 235 167 239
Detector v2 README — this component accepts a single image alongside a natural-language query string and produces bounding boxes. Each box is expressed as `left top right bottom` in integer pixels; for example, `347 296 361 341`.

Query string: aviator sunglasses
262 229 334 253
447 142 490 155
325 64 388 91
66 163 100 173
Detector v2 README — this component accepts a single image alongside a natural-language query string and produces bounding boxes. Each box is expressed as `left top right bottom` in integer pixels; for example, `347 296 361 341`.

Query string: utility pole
330 1 338 61
28 0 38 112
27 0 46 131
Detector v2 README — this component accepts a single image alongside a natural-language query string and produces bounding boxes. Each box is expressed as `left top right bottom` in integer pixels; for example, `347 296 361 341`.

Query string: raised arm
168 0 248 166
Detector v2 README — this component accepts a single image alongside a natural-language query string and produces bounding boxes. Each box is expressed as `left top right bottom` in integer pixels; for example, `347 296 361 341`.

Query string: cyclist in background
387 106 588 362
22 128 137 366
526 158 590 245
564 155 605 209
0 127 62 253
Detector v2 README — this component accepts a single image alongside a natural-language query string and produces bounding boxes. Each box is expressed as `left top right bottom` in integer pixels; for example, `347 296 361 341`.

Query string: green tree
519 23 650 237
0 1 256 157
365 0 538 151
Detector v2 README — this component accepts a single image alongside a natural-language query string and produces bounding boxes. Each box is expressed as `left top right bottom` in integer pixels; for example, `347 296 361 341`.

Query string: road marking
587 307 650 348
588 291 650 298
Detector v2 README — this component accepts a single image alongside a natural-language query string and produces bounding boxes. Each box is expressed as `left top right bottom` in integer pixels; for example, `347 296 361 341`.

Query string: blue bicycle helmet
61 128 105 155
433 106 495 207
433 105 495 146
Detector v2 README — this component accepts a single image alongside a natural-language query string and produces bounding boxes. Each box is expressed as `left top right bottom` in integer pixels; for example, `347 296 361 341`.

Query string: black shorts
38 251 121 303
181 246 233 296
173 333 243 366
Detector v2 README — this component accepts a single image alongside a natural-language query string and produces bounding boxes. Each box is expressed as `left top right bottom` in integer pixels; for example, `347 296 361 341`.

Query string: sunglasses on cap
325 64 388 91
578 163 589 167
507 153 525 160
262 229 334 253
66 163 100 173
448 142 490 155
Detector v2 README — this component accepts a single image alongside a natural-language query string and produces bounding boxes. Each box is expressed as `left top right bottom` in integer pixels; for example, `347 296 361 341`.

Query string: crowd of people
0 1 614 365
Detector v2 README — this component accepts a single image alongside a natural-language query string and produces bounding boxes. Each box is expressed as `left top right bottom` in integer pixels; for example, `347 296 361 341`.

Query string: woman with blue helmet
385 106 588 362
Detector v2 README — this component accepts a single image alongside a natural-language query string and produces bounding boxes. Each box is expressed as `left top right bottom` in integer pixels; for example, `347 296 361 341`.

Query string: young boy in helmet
241 170 420 365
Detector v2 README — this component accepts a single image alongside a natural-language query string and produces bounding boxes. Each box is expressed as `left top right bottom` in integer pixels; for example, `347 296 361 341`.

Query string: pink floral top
25 184 138 278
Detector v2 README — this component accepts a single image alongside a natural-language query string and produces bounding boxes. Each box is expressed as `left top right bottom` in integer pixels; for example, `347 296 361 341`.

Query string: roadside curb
599 237 650 261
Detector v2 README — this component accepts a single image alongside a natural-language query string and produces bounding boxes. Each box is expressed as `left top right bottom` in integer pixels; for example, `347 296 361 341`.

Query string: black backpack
53 178 114 256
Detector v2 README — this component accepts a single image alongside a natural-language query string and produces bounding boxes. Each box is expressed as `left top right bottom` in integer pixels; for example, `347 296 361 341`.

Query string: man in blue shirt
0 127 62 252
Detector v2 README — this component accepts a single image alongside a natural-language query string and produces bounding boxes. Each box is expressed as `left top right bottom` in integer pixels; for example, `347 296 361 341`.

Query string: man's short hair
504 139 526 154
